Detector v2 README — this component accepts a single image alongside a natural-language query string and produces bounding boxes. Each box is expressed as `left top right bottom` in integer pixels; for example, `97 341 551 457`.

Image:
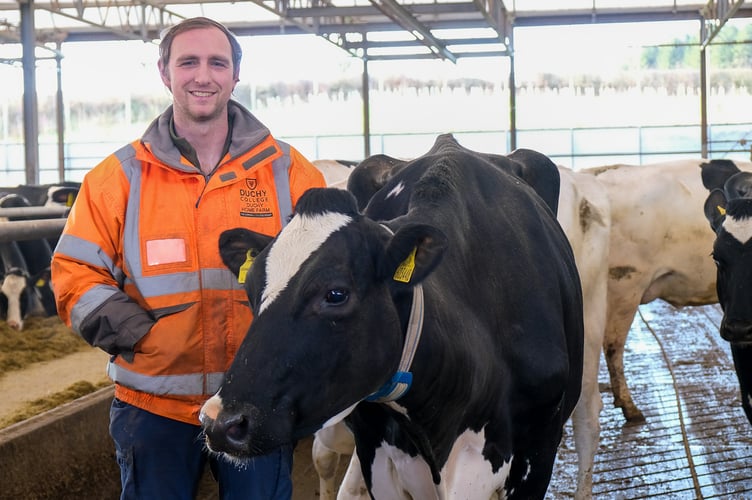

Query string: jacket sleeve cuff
79 293 155 359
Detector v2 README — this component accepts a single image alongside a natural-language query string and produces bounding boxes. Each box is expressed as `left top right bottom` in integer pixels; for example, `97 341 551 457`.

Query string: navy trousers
109 398 294 499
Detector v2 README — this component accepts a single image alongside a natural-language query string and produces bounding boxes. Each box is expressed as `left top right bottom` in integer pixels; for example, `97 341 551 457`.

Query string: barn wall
0 385 326 498
0 387 120 499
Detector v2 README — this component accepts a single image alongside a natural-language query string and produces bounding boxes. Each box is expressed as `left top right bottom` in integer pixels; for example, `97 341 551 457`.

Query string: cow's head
199 187 447 461
0 266 33 331
702 159 752 343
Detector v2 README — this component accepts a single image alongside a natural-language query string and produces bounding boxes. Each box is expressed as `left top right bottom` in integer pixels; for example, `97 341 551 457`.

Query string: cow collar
366 282 425 403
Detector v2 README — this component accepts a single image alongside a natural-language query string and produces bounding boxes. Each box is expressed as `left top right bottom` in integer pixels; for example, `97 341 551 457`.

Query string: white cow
313 159 358 190
584 158 752 423
312 165 612 500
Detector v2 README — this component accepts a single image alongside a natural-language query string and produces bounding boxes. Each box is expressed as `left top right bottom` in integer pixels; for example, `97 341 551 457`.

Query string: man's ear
158 60 171 87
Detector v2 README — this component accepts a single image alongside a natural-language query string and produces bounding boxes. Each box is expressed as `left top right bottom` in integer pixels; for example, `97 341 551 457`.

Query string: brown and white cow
584 157 752 423
200 134 584 499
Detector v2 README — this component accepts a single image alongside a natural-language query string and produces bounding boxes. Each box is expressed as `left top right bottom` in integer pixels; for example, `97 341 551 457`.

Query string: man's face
159 26 237 124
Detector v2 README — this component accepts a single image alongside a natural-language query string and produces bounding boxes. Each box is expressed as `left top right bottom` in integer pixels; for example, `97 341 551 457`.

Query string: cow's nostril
223 414 249 443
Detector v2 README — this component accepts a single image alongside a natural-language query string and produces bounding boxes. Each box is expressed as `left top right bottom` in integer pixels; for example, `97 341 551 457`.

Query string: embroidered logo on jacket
239 178 273 218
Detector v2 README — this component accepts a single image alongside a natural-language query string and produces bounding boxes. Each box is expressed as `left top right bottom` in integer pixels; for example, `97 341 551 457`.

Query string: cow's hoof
620 405 646 424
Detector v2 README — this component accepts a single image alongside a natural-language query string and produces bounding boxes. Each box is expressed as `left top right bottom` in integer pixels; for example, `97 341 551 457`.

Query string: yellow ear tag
238 250 254 284
393 247 417 283
66 193 74 207
35 278 46 287
717 205 727 216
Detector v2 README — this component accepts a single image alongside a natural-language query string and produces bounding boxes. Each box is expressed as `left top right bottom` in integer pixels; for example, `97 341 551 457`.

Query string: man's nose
194 63 211 84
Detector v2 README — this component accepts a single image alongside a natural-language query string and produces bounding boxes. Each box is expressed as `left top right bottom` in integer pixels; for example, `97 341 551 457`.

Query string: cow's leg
337 453 369 499
603 290 645 423
730 344 752 427
313 423 357 500
570 284 606 499
312 435 341 500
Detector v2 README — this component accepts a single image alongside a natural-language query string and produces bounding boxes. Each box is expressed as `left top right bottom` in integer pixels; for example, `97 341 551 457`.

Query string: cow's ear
380 223 448 286
348 154 405 211
218 228 274 279
505 148 561 217
701 159 740 191
704 189 728 232
724 171 752 200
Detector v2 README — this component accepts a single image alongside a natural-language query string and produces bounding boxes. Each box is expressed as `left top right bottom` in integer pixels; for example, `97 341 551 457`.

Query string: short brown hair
159 17 243 79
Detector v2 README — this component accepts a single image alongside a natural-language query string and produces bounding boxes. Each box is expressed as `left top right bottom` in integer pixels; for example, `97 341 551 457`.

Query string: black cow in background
1 181 81 208
0 193 57 317
0 181 80 250
0 239 39 331
701 159 752 425
0 185 70 329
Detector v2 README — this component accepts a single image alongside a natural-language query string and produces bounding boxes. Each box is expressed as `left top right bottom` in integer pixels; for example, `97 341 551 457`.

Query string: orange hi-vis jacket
51 101 326 425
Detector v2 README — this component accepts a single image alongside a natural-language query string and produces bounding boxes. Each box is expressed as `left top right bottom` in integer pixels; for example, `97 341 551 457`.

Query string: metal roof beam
32 0 187 41
473 0 509 41
367 0 457 62
701 0 746 47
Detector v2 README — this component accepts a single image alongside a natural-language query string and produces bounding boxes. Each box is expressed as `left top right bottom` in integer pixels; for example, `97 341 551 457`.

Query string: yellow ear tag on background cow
393 247 417 283
717 205 727 216
66 193 74 207
238 250 254 284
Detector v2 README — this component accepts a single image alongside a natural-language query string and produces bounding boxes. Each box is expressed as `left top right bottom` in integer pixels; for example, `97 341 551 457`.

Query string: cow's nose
7 320 22 330
218 412 250 444
202 409 251 455
721 319 752 343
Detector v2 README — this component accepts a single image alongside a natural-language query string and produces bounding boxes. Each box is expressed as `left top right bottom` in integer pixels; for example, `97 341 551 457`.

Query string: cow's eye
711 253 726 272
325 288 349 306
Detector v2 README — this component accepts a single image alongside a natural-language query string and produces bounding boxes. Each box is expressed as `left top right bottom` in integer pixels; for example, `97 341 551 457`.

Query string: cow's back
586 159 748 306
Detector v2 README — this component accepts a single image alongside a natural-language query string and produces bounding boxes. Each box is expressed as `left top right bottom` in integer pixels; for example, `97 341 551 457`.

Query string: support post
20 0 40 185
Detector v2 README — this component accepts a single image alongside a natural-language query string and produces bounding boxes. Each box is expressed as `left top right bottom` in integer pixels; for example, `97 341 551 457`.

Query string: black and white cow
0 240 37 331
200 134 584 498
701 159 752 425
0 181 80 208
0 192 57 330
0 193 56 316
324 152 609 500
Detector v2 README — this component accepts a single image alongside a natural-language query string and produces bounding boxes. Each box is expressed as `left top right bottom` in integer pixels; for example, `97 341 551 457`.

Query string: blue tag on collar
365 371 413 402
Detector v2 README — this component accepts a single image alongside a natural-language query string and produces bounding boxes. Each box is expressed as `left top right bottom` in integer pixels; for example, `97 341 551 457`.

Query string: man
51 17 325 499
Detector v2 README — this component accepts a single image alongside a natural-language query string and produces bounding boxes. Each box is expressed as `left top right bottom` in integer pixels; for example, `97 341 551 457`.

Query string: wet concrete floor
548 301 752 499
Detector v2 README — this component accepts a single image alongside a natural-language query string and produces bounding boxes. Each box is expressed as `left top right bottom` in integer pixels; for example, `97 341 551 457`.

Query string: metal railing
1 122 751 184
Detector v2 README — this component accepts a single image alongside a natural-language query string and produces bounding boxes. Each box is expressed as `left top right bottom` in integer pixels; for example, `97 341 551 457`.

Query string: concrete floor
548 301 752 499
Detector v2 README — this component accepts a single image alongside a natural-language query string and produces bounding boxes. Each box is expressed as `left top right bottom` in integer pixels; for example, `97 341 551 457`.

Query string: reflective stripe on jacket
51 101 326 424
